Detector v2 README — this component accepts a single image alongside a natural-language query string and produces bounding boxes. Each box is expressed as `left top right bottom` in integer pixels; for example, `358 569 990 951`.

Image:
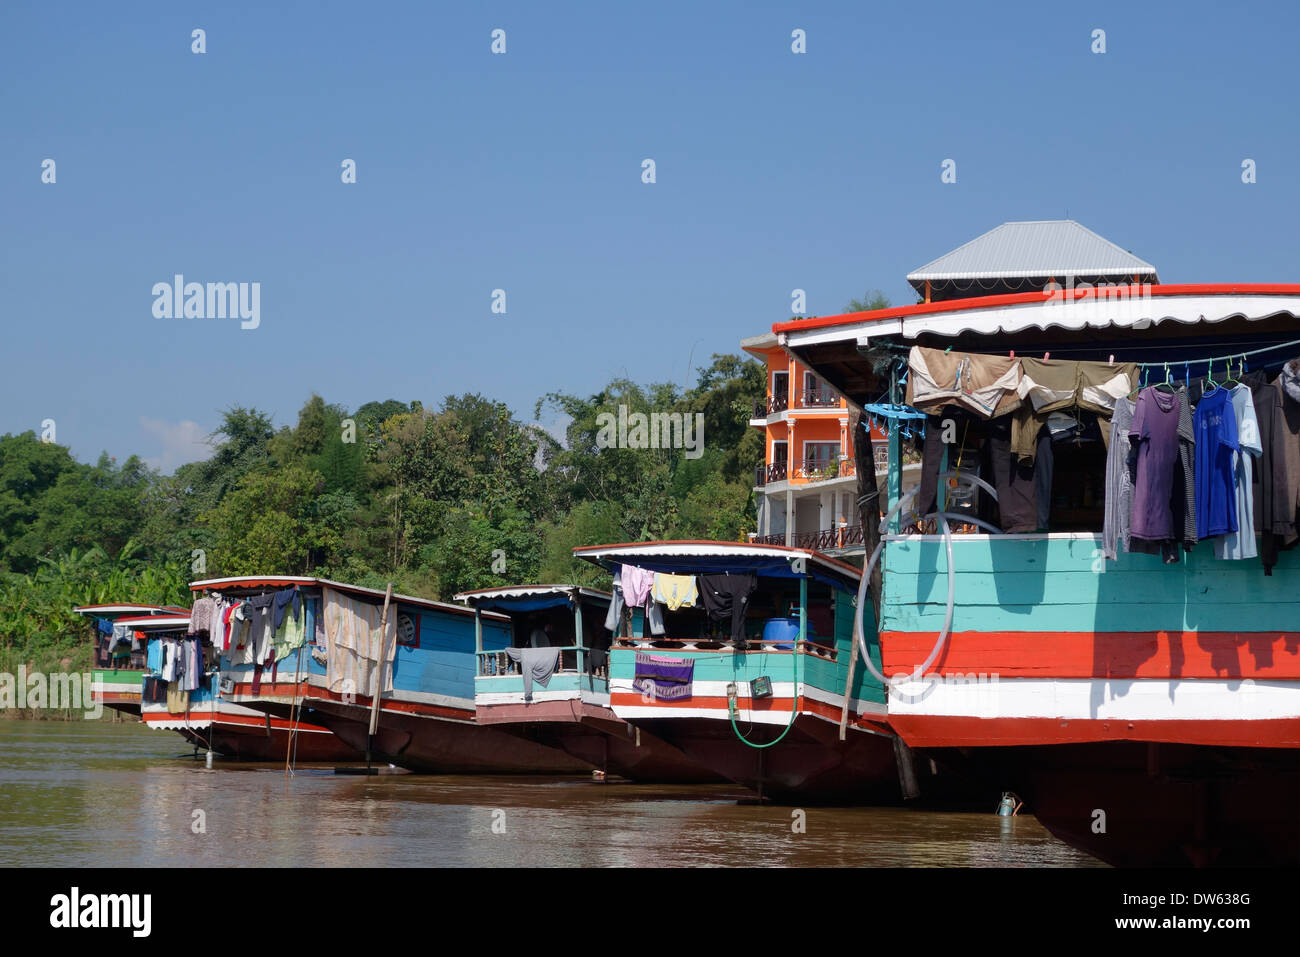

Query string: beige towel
323 587 398 698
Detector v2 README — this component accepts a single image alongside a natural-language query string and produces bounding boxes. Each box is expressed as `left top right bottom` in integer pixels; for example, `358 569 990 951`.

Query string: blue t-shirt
1193 386 1240 539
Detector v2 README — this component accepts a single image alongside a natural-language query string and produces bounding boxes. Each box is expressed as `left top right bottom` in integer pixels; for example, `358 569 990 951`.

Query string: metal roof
189 575 506 621
572 540 862 586
907 221 1158 288
455 585 611 604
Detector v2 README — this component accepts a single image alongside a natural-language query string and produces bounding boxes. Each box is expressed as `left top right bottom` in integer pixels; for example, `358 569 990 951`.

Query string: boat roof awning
189 576 507 622
73 604 189 620
454 585 611 614
573 541 861 592
113 615 191 630
775 285 1300 406
144 715 212 731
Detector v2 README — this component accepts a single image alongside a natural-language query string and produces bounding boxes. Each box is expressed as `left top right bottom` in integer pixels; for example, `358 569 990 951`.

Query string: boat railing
476 646 610 680
613 637 837 660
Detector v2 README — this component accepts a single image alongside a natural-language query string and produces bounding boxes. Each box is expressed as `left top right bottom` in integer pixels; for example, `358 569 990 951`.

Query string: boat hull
622 712 909 803
305 697 593 774
475 700 724 783
880 533 1300 864
917 741 1300 867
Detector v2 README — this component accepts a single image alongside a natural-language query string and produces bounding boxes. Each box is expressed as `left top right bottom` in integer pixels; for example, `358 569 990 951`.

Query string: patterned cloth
632 652 693 701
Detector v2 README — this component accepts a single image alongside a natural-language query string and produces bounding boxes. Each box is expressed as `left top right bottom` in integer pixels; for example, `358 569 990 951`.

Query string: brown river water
0 720 1103 867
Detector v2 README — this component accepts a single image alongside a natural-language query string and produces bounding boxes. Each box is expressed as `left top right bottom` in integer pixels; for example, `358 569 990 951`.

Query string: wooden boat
197 576 590 773
123 607 362 761
570 541 942 802
74 604 189 716
777 278 1300 864
456 584 723 782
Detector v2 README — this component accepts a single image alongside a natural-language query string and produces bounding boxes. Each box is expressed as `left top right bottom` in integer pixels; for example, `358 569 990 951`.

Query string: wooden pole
838 596 858 742
365 583 394 768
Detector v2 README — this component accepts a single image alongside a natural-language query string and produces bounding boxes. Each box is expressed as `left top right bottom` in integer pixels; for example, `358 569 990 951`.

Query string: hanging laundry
1128 386 1184 547
632 652 694 700
1013 358 1137 462
986 416 1038 533
651 573 698 610
244 593 277 665
272 588 301 630
1175 386 1198 552
271 605 308 662
620 565 655 607
219 602 238 652
1242 370 1294 574
1193 385 1241 540
322 586 397 697
1214 384 1262 560
189 595 218 636
604 570 625 633
141 675 166 704
1275 361 1300 547
503 646 560 700
160 638 180 682
1102 396 1137 560
698 572 758 644
180 637 203 692
645 598 666 636
906 346 1022 418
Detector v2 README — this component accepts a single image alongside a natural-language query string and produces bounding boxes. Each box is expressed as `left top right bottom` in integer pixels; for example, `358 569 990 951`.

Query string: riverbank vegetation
1 357 764 680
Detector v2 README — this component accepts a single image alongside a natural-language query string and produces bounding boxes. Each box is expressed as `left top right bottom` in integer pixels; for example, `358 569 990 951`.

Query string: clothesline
1134 335 1300 373
868 336 1300 370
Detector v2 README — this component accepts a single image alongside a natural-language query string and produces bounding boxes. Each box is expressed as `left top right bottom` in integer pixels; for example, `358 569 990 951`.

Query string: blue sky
4 0 1297 471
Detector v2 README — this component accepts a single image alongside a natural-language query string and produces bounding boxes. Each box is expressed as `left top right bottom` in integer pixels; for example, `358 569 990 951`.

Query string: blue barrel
763 618 800 650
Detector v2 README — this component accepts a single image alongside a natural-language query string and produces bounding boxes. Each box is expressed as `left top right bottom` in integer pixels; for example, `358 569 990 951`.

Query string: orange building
741 332 887 554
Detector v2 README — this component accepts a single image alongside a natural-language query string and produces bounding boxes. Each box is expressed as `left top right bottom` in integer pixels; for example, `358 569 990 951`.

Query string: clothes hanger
1223 355 1242 389
1154 362 1176 394
1204 358 1219 394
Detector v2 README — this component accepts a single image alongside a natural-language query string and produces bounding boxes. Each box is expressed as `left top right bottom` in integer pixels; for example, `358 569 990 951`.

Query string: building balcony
753 394 790 418
752 525 866 551
752 390 842 421
795 388 840 409
754 458 856 487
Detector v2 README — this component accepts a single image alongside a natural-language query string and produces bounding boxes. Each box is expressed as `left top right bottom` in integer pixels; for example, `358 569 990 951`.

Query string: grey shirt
1102 396 1136 560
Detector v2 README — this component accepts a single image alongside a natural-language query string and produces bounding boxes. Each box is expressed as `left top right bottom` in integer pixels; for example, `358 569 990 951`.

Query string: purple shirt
1129 388 1181 539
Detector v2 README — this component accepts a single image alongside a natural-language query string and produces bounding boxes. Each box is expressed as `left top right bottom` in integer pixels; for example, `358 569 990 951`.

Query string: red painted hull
627 715 913 803
881 629 1300 680
924 741 1300 866
174 722 364 762
475 701 724 783
306 699 592 774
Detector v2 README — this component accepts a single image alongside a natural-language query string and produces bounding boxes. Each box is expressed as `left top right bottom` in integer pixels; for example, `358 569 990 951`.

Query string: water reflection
0 721 1103 867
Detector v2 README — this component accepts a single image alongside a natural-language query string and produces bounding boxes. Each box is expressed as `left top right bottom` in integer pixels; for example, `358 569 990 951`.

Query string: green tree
200 465 333 575
844 290 891 312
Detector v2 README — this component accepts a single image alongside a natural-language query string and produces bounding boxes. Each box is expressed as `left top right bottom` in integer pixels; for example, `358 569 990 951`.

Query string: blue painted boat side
474 673 608 696
388 605 510 699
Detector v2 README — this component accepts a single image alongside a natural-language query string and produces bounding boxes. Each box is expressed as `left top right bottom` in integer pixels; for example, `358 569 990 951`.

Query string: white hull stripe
887 676 1300 721
476 690 612 707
